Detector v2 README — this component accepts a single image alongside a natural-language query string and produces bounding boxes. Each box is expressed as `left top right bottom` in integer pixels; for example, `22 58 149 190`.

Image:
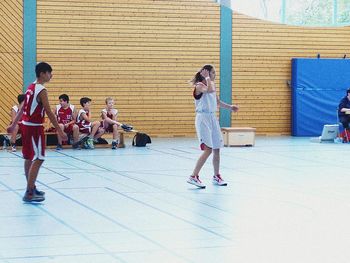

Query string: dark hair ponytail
190 71 204 85
190 64 214 86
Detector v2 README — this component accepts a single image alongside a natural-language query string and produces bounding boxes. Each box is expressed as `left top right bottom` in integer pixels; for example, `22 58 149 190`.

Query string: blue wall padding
291 58 350 136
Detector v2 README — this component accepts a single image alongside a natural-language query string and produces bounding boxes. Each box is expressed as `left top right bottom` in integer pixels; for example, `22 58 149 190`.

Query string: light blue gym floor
0 137 349 263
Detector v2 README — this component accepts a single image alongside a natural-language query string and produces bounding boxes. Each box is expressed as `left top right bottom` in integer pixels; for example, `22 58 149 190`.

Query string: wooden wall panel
2 3 350 137
232 13 350 134
0 0 23 131
36 0 220 137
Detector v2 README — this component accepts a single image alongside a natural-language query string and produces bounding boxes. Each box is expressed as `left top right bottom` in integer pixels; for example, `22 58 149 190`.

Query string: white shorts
195 113 223 150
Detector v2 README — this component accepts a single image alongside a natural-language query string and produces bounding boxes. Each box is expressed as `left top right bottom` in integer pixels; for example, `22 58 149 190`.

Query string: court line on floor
33 181 195 263
0 181 127 263
105 187 232 241
54 150 234 214
5 150 233 243
0 252 114 262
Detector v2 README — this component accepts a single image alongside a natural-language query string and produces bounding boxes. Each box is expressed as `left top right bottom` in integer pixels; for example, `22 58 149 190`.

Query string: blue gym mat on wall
291 58 350 136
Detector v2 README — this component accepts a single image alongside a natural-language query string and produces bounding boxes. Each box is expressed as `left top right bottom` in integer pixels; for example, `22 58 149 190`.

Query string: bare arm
113 113 118 121
204 79 216 93
65 108 76 127
194 82 208 95
69 108 77 125
80 112 90 122
7 107 24 133
11 109 17 123
10 101 24 123
38 90 67 140
102 111 121 126
339 99 350 112
101 111 108 120
217 96 239 112
200 69 216 93
52 107 57 118
340 107 350 112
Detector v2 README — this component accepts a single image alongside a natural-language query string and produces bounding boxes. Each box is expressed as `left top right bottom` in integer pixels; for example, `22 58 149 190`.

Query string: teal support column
281 0 286 24
219 5 232 127
23 0 37 91
333 0 337 25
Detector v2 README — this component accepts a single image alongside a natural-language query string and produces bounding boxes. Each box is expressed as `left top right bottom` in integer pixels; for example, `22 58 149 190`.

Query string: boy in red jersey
7 62 67 202
101 97 120 149
75 97 104 149
54 94 79 150
101 97 133 149
9 94 25 152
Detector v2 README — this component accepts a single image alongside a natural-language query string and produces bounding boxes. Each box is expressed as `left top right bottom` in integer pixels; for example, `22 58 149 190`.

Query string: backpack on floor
95 138 108 144
132 133 151 147
0 134 10 147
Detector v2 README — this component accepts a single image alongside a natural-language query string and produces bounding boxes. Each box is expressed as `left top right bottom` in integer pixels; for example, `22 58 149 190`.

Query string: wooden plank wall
232 13 350 135
0 1 23 131
36 0 220 137
3 4 350 136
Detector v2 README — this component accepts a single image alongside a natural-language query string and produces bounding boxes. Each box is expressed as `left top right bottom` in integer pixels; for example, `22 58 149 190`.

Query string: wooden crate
221 127 256 147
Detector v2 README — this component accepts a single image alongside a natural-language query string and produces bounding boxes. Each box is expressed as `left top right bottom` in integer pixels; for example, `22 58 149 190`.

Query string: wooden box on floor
221 127 256 147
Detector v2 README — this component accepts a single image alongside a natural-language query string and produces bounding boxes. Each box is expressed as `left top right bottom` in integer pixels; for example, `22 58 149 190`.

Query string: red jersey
22 83 46 126
101 108 118 119
56 104 75 124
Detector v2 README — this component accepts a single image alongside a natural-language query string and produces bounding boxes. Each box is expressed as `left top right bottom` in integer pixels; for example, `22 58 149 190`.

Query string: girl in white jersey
187 65 239 188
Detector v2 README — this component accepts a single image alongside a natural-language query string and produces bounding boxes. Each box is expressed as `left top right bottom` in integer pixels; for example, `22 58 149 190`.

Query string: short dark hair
17 94 25 104
347 88 350 95
80 97 91 107
35 62 52 78
59 94 69 103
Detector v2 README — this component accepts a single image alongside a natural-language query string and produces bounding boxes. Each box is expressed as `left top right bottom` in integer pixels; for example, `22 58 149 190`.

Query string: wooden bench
1 129 139 149
101 129 138 148
1 131 57 149
221 127 256 147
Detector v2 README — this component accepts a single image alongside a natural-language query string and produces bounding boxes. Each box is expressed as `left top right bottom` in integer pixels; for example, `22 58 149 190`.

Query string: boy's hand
7 124 15 134
58 130 68 141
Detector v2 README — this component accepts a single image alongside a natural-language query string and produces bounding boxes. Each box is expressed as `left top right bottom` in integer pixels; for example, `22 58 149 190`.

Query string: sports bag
132 132 151 147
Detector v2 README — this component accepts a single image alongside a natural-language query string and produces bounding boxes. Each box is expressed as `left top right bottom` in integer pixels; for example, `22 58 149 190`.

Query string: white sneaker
187 175 206 189
212 174 227 186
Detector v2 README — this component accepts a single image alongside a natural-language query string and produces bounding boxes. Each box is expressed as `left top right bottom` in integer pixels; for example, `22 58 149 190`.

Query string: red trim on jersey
22 125 45 161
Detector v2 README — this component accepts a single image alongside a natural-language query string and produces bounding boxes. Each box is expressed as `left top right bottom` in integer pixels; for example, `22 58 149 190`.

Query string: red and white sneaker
212 174 227 186
187 175 206 189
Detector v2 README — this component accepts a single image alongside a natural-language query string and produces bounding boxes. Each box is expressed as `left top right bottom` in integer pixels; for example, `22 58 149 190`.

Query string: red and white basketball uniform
101 108 118 133
76 109 92 134
10 105 23 133
56 104 75 134
21 82 46 161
